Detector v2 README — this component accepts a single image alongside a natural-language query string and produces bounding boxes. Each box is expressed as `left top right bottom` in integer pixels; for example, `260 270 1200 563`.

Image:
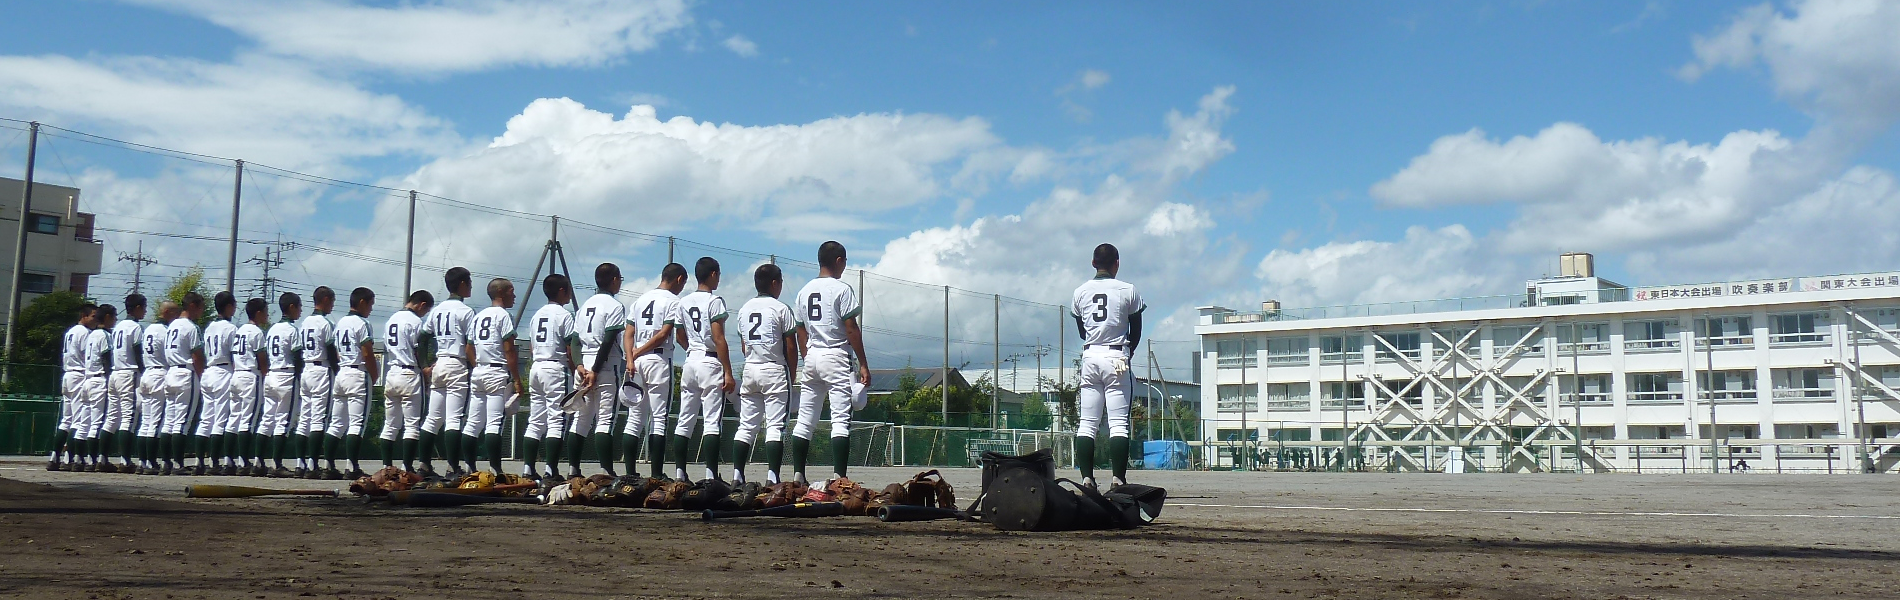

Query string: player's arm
360 334 378 385
589 322 619 378
780 317 798 369
627 322 673 359
191 333 206 374
1128 312 1143 355
564 321 586 379
460 314 477 366
252 335 268 372
709 312 734 392
289 332 305 376
502 333 524 395
324 331 340 372
844 316 870 385
1074 314 1087 341
794 324 810 368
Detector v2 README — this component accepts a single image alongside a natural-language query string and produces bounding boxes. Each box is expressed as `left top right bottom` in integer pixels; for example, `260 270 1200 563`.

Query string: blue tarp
1143 440 1189 470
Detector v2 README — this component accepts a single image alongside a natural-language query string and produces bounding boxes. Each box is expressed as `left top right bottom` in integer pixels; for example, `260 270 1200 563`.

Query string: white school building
1193 254 1900 474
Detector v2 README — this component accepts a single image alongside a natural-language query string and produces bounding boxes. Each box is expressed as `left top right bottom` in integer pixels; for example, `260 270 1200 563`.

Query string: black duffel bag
971 449 1166 531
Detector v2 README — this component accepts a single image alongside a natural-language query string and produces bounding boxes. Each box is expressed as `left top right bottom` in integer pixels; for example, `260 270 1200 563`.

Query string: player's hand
857 365 871 386
722 373 736 394
422 366 434 381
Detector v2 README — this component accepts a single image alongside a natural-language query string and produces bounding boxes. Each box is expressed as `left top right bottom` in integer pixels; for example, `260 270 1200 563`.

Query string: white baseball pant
106 370 137 435
469 365 512 436
422 358 468 435
625 353 672 437
525 361 568 440
298 367 333 437
569 365 618 435
328 366 368 437
161 367 194 435
78 375 108 441
1076 349 1132 439
675 355 727 437
379 367 425 441
195 365 232 437
226 369 259 435
58 371 84 431
136 367 166 437
791 348 855 440
734 361 789 446
258 371 297 437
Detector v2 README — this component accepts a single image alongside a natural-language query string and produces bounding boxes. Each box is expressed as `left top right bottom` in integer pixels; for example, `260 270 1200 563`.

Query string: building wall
1196 282 1900 473
0 177 104 328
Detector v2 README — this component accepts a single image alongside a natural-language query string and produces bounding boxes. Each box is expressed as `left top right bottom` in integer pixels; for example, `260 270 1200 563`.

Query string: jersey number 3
1091 293 1109 323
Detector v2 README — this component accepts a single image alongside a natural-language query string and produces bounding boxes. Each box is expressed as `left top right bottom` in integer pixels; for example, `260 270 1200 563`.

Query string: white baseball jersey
203 318 237 367
83 328 110 376
62 324 89 371
528 303 576 364
110 319 143 370
383 310 424 368
737 296 795 365
297 314 334 366
141 323 169 368
264 320 300 372
334 313 372 367
424 297 474 359
233 323 265 371
470 306 515 365
164 318 200 367
794 278 859 349
1071 277 1145 348
577 293 627 365
627 288 679 361
676 290 728 355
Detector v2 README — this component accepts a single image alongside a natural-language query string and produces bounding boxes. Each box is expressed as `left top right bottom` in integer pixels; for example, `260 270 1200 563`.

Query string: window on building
1627 372 1682 403
1318 381 1364 408
27 214 59 235
1623 320 1679 351
20 273 55 294
1556 323 1610 353
1775 423 1838 440
1433 328 1481 357
1319 334 1363 362
1770 313 1827 344
1265 337 1308 365
1215 338 1258 370
1216 428 1260 441
1500 375 1549 404
1558 374 1613 404
1490 326 1544 357
1697 369 1758 401
1871 308 1900 334
1216 384 1257 413
68 273 88 295
1265 382 1310 411
1696 315 1754 347
1265 428 1311 442
1772 368 1834 399
1375 332 1421 362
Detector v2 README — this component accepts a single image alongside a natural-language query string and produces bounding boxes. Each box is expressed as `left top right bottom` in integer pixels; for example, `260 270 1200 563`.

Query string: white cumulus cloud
1682 0 1900 133
723 35 760 58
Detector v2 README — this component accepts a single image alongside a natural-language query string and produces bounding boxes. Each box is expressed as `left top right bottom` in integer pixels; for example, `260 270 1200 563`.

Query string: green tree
1017 392 1055 431
4 290 90 395
1038 374 1079 431
164 266 213 327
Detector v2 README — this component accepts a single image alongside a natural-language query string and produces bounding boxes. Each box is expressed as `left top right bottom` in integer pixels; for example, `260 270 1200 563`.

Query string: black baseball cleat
601 469 620 478
321 468 345 480
271 467 294 479
565 469 583 480
44 460 59 471
520 470 541 482
159 464 174 476
302 468 323 480
293 467 310 479
190 465 207 476
543 470 562 482
344 469 368 480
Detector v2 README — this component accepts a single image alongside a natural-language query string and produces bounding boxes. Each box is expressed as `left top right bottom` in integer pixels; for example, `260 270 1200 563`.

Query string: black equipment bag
970 449 1166 531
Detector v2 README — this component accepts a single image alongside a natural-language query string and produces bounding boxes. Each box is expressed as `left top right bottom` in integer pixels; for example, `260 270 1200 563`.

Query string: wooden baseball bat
186 485 338 498
702 501 846 521
874 505 970 522
387 483 538 505
405 492 543 508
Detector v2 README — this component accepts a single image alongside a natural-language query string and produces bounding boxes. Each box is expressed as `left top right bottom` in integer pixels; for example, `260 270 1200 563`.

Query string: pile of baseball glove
348 466 423 497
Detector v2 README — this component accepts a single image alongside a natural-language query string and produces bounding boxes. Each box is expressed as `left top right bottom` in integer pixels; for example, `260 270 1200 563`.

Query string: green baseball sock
463 433 481 471
645 434 666 477
442 428 461 468
544 434 564 471
484 434 502 474
592 432 614 472
731 441 752 474
666 434 690 476
521 436 542 473
416 431 437 468
763 440 783 476
273 435 289 468
379 437 395 466
49 429 68 461
830 436 850 477
1075 435 1097 480
345 434 364 471
1108 436 1130 482
564 433 584 473
698 434 721 477
619 433 640 475
790 436 810 478
324 434 342 469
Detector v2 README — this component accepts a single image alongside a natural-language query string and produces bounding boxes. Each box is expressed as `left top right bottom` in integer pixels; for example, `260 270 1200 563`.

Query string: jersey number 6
807 293 823 321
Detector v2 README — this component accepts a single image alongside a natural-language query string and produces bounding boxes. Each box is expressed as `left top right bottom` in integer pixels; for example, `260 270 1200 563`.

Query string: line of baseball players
45 240 1143 488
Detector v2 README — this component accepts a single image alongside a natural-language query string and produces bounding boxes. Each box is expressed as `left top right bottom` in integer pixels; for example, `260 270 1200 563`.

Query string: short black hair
818 241 847 268
181 292 205 309
278 292 301 313
349 287 374 309
244 298 268 321
123 293 147 311
1092 243 1119 270
95 304 116 321
443 267 472 295
214 291 236 313
694 257 720 282
754 263 782 293
487 278 512 299
78 303 97 317
543 273 571 299
407 289 434 308
313 286 335 304
661 262 687 284
595 262 621 291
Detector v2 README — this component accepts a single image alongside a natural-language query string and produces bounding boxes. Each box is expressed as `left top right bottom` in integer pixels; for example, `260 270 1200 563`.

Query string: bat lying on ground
186 485 338 498
874 505 971 522
404 492 544 508
386 483 538 505
702 501 846 521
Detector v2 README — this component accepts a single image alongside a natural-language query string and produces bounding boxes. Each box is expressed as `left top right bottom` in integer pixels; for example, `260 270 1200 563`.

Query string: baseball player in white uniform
49 304 95 471
1070 243 1144 488
790 241 872 483
572 263 628 478
107 295 147 472
295 287 337 479
672 257 736 482
327 287 378 479
422 267 476 476
195 292 238 475
163 294 204 475
381 290 432 472
77 305 114 471
260 293 303 477
623 263 688 478
469 278 523 475
733 263 798 484
138 302 176 474
228 299 268 475
525 274 579 481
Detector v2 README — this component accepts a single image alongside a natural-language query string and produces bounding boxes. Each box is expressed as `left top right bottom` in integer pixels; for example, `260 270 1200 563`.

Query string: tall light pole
1705 313 1719 474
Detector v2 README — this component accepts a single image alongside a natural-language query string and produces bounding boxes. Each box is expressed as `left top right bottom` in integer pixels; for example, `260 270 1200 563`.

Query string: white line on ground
1171 502 1900 520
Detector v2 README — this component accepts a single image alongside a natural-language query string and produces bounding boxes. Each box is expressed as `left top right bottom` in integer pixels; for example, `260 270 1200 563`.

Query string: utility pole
1705 313 1718 474
117 240 157 294
403 190 416 294
993 293 1000 429
244 238 287 302
942 284 950 426
225 160 243 293
5 121 40 357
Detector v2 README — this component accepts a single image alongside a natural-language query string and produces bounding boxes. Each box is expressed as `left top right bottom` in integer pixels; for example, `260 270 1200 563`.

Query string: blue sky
2 1 1898 378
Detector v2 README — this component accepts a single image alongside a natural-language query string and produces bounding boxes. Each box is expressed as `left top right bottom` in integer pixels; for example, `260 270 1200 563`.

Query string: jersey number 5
535 318 549 344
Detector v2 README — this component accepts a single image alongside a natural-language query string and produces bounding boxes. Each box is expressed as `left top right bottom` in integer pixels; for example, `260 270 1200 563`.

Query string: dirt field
4 460 1899 599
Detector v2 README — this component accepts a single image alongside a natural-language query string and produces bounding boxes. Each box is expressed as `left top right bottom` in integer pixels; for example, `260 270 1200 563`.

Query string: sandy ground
4 459 1899 599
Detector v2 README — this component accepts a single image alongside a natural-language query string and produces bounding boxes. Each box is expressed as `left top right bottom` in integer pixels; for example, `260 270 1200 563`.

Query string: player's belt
391 363 417 370
1086 344 1125 351
338 364 364 369
208 361 232 367
113 367 140 372
690 351 719 359
63 368 83 373
481 362 508 368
